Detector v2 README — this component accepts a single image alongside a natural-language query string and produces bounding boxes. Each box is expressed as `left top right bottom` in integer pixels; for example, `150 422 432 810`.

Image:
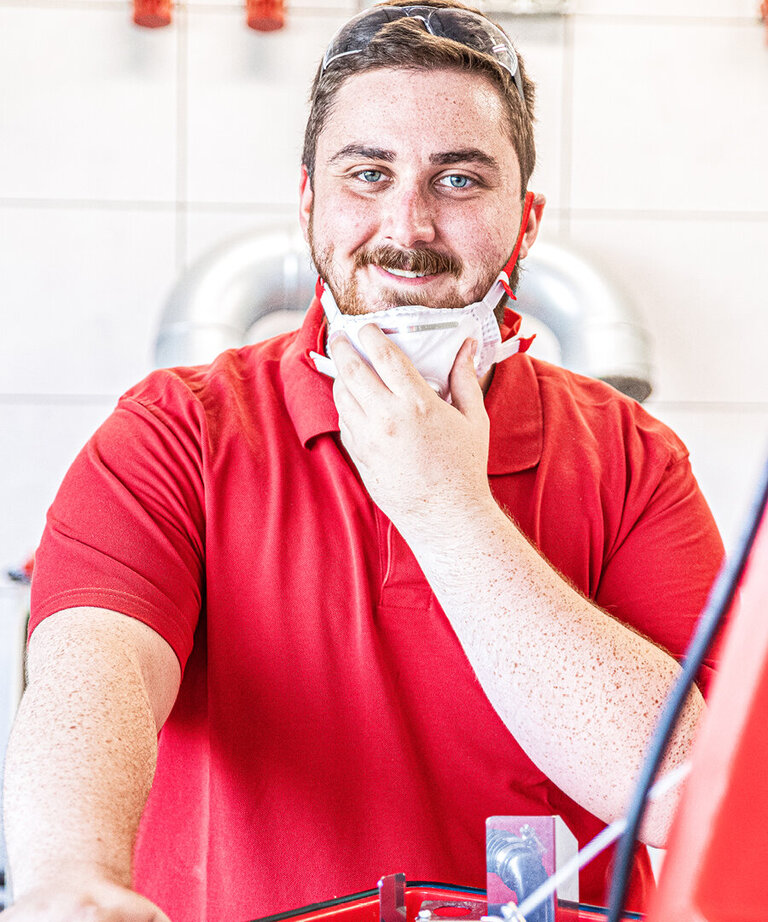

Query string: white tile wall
573 0 759 17
565 215 768 403
646 403 768 553
570 19 768 213
185 10 349 205
0 0 763 589
185 206 297 266
1 0 768 894
496 15 566 207
0 6 178 203
0 206 177 395
0 400 116 569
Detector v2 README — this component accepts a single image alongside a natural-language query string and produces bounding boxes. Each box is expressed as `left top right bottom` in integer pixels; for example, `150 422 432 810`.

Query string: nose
381 183 436 248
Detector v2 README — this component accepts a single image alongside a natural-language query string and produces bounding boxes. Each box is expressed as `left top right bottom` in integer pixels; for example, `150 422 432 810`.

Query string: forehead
316 66 521 183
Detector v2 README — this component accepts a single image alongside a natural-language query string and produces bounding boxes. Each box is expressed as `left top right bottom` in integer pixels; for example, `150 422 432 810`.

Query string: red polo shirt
30 299 724 922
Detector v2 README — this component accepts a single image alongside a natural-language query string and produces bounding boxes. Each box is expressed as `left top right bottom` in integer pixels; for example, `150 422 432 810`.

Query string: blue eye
440 175 471 189
358 169 383 183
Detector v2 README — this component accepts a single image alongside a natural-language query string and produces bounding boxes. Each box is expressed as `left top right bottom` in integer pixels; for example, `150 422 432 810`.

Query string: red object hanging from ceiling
246 0 285 31
133 0 172 28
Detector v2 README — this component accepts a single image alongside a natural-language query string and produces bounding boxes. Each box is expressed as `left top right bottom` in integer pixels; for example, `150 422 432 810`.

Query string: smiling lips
384 267 431 279
378 266 438 282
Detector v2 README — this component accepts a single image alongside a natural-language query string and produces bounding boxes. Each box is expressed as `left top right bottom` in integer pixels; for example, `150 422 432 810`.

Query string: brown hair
302 0 536 197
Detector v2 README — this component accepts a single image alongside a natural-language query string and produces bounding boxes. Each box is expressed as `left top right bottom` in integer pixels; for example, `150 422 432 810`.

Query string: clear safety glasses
321 5 525 103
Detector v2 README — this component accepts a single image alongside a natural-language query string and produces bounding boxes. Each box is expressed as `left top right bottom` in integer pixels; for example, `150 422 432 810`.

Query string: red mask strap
315 275 326 299
500 190 535 294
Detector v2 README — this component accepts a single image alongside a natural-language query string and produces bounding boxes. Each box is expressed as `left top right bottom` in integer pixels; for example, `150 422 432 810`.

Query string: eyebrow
327 144 500 173
429 148 500 172
328 144 396 164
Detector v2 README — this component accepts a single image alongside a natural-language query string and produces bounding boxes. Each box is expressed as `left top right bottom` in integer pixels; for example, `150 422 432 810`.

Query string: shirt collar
280 297 340 448
485 352 543 475
281 299 543 473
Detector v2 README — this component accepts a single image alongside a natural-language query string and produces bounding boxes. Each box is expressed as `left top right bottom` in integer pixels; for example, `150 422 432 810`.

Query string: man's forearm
329 329 702 844
402 498 703 846
3 618 159 897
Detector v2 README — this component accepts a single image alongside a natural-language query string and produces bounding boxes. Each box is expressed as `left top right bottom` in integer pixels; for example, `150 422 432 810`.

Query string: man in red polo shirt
2 3 723 921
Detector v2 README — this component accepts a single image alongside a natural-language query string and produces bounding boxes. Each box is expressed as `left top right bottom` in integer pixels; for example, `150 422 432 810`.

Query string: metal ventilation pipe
515 244 653 402
154 224 653 402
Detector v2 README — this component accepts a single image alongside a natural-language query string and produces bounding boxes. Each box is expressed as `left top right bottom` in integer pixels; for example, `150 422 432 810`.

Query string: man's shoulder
122 331 300 416
97 332 306 462
527 356 689 467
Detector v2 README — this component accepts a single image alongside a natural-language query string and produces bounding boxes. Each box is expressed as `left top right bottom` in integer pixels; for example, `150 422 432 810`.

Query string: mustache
354 245 462 277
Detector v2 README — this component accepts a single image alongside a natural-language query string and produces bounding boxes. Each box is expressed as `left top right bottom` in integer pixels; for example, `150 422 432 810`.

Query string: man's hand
329 325 494 543
331 321 702 845
0 879 171 921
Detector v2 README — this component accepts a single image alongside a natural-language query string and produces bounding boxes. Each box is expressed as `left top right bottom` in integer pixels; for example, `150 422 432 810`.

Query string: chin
369 283 470 313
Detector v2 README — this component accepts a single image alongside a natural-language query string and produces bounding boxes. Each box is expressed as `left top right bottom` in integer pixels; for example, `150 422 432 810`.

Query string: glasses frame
321 5 526 104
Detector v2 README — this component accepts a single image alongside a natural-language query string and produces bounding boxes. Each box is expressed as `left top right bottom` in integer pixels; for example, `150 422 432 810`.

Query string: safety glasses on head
321 5 525 104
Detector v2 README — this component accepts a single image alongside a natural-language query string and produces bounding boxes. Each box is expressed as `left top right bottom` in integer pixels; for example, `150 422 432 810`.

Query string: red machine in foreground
250 875 640 922
648 468 768 921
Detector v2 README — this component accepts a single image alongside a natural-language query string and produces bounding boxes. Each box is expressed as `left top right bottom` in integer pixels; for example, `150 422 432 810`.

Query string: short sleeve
596 455 725 697
30 372 207 672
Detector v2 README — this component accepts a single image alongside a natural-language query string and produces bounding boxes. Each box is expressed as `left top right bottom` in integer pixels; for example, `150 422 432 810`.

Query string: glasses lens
424 9 523 100
323 8 405 67
322 5 524 103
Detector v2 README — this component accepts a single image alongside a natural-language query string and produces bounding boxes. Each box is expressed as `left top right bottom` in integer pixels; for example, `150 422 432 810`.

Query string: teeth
383 267 429 279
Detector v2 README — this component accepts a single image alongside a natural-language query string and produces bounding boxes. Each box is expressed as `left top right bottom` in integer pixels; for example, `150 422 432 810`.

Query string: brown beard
307 208 521 320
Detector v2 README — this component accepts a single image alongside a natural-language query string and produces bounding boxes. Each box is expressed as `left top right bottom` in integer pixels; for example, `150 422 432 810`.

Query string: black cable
606 453 768 922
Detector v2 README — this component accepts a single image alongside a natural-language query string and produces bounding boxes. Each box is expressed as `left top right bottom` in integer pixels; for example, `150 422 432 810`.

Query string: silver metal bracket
378 873 407 922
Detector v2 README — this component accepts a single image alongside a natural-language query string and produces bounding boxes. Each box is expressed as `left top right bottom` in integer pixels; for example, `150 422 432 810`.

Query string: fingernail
469 338 478 359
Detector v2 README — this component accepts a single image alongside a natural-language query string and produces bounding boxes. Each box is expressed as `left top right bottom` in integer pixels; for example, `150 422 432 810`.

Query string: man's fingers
333 376 365 449
337 418 363 471
448 338 484 417
332 369 372 468
355 324 431 398
332 371 363 418
328 331 392 404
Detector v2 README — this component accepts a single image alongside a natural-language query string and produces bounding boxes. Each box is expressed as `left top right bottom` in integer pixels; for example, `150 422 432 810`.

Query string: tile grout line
563 209 768 222
0 198 298 214
558 11 575 238
175 2 189 272
3 198 766 222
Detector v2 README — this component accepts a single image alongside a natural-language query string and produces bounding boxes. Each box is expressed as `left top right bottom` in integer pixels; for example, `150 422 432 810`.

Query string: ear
299 164 313 245
518 193 546 260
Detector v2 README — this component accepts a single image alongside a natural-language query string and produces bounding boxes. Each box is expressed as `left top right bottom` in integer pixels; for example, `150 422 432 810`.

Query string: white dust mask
310 274 534 401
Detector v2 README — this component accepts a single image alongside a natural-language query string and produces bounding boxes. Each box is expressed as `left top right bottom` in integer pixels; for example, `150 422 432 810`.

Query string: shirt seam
30 587 193 675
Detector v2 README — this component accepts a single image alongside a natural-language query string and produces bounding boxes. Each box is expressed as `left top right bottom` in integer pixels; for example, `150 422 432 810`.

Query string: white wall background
0 0 767 902
2 0 768 577
1 0 767 573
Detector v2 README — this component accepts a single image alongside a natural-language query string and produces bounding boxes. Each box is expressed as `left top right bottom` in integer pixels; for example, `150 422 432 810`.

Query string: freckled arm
330 326 704 845
404 499 702 847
